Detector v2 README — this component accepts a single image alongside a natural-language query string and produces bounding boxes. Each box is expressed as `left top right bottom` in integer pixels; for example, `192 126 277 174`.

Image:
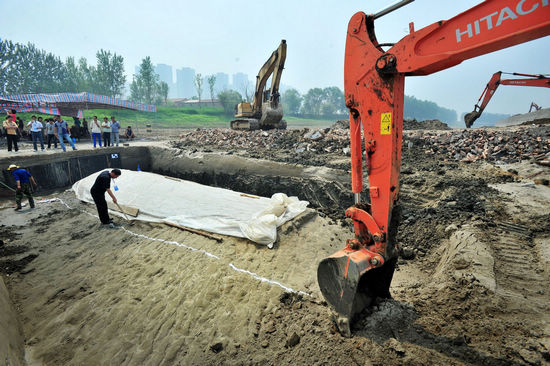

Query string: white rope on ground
54 197 311 297
229 264 310 297
119 227 220 260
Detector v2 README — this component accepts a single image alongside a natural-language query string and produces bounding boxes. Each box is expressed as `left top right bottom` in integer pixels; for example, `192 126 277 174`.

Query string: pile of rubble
172 124 550 165
403 119 451 130
407 126 550 164
173 128 350 154
330 119 451 130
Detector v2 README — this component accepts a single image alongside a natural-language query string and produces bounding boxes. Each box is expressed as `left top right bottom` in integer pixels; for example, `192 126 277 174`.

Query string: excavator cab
235 102 253 118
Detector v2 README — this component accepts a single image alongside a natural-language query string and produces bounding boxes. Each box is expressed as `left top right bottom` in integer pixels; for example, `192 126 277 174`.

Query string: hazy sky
2 0 549 119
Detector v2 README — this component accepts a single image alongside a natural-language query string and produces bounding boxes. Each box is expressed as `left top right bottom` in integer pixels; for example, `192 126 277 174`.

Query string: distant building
214 72 229 94
155 64 176 98
232 72 248 90
176 67 196 98
155 64 173 84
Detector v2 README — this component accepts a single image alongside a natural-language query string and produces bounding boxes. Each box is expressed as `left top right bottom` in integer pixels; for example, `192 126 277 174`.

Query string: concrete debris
403 119 451 130
173 128 350 156
331 120 349 129
330 118 450 130
304 130 323 141
172 125 549 165
406 126 550 164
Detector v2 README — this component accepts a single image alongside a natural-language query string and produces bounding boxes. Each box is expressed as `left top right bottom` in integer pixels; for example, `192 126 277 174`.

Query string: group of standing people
2 111 137 152
2 113 77 153
90 116 121 148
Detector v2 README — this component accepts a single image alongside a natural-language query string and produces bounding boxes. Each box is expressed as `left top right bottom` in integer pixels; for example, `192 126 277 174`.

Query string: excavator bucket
464 111 481 128
259 103 284 129
317 249 396 336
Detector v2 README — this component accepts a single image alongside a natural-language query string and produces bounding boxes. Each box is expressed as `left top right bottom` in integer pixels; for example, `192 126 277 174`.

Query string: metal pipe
354 193 361 205
373 0 415 19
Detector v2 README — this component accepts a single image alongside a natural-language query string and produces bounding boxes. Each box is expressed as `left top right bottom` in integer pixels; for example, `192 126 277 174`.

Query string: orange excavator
464 71 550 127
317 0 550 336
530 101 543 112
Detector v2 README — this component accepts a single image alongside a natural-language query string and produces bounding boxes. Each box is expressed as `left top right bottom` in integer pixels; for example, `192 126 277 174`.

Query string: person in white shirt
26 115 44 152
101 117 112 147
90 116 102 148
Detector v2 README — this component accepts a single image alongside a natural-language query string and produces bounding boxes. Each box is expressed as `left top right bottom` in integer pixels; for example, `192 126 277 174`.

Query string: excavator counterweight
231 40 287 130
318 0 550 337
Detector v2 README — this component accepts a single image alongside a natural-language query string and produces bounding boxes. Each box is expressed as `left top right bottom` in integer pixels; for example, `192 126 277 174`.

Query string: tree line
0 39 168 105
0 40 126 97
285 88 457 122
217 87 457 122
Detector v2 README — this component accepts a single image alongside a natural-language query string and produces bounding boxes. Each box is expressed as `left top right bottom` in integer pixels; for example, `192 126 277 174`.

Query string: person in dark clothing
45 119 58 149
81 118 89 137
8 164 37 210
70 125 80 141
90 169 121 228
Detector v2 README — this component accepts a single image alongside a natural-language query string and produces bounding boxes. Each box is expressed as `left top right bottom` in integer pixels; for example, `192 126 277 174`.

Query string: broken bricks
170 123 549 165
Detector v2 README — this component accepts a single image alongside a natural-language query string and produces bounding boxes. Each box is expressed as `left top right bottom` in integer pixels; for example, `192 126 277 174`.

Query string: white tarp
72 169 308 247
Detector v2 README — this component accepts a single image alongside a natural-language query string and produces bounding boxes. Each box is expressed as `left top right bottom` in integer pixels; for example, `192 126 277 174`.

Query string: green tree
94 49 126 97
129 75 143 102
207 75 216 104
323 86 345 114
301 87 345 116
77 57 94 92
281 88 302 114
130 56 158 104
0 40 18 93
158 81 169 104
218 90 242 115
64 57 80 92
301 88 324 115
194 73 203 104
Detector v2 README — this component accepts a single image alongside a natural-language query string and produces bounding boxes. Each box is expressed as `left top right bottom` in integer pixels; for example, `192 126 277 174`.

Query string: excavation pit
1 146 353 217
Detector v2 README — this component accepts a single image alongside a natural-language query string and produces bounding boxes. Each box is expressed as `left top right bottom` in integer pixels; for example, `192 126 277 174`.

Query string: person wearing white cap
7 164 37 210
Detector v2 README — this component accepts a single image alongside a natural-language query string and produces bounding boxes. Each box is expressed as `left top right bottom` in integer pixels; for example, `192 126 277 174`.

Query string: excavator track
230 118 260 131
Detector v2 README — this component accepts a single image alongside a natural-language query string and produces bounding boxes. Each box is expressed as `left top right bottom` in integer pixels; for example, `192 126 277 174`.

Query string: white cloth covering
72 169 309 247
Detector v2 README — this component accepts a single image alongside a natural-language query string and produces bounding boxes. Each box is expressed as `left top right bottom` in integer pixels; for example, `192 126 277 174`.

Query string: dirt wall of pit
1 146 353 214
0 276 25 365
0 147 151 197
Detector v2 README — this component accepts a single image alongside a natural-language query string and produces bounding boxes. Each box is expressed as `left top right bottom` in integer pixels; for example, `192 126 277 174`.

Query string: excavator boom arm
318 0 550 336
384 0 550 76
251 40 287 114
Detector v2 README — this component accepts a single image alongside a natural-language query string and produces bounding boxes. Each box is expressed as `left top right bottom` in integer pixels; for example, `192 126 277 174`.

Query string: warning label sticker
380 113 392 135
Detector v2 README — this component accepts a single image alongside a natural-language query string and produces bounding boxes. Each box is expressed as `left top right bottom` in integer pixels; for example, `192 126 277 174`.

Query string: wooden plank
164 221 223 242
107 202 139 217
240 193 260 199
164 176 181 182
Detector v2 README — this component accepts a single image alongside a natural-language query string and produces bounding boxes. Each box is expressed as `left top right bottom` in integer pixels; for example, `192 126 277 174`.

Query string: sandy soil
1 126 549 365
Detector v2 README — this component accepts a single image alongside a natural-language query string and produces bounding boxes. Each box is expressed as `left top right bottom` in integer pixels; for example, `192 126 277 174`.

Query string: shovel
115 202 135 225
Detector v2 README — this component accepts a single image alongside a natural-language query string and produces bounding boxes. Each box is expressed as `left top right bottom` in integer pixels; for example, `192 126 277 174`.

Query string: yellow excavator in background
231 40 287 130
